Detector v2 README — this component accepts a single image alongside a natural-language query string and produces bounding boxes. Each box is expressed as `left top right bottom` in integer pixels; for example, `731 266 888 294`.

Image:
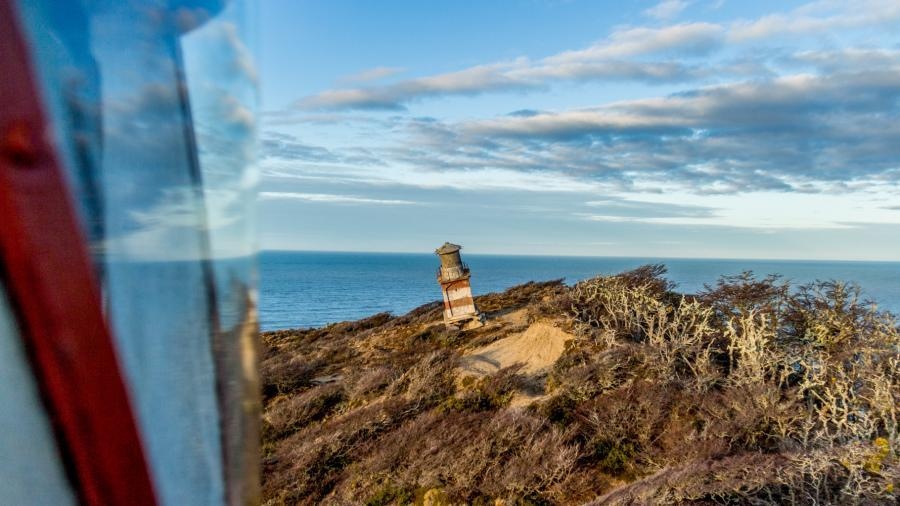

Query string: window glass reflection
14 0 259 503
0 285 77 506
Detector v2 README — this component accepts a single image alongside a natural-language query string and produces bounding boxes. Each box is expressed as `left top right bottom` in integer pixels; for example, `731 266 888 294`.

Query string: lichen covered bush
261 270 898 505
562 267 898 504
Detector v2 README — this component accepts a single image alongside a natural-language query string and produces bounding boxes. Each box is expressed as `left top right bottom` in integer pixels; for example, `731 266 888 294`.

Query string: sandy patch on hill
460 320 573 377
497 307 529 327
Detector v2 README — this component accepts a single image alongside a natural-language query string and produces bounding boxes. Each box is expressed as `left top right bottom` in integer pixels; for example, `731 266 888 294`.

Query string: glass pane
0 285 76 506
14 0 259 503
182 0 260 501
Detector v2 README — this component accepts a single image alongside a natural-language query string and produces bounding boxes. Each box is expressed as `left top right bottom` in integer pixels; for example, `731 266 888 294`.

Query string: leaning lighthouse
435 242 484 329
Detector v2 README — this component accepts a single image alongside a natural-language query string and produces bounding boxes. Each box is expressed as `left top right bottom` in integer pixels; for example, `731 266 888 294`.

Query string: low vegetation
261 267 898 505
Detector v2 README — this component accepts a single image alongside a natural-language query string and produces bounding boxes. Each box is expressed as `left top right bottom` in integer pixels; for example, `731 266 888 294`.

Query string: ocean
258 251 900 331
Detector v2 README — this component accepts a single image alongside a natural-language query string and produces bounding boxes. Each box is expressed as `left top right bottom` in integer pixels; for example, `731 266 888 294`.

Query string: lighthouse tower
435 242 484 329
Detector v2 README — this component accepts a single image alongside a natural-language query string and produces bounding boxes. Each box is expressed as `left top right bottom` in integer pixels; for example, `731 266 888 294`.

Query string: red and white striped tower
435 242 484 329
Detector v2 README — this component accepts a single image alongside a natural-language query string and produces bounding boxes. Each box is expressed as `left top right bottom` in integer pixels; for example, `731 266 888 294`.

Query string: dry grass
261 271 898 505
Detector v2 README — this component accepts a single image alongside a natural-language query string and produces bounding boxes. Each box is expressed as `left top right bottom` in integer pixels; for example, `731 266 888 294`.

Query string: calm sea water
259 251 900 331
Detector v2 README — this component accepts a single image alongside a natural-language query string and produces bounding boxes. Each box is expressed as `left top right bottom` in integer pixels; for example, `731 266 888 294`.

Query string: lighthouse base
444 313 485 331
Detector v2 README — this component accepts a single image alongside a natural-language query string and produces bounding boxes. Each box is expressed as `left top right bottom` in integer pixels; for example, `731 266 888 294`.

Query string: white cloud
291 0 900 111
578 188 900 230
729 0 900 41
264 48 900 201
296 23 724 110
259 191 417 205
643 0 690 21
546 22 723 62
258 0 900 259
339 66 405 83
262 165 610 194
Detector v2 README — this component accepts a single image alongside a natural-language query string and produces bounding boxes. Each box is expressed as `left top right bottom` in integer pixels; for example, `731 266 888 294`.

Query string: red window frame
0 1 157 504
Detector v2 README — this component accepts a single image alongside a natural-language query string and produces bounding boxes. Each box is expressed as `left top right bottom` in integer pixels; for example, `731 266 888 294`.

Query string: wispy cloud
298 59 707 111
263 46 900 197
543 22 724 62
338 66 405 83
298 60 539 110
729 0 900 41
296 22 725 111
578 189 900 230
289 0 899 112
585 197 716 219
643 0 690 21
259 192 417 206
445 63 900 192
575 213 854 229
257 0 900 258
261 165 609 194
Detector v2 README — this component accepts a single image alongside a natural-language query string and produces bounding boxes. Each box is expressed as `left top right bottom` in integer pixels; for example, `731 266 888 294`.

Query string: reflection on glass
15 0 259 503
183 1 260 502
0 285 77 505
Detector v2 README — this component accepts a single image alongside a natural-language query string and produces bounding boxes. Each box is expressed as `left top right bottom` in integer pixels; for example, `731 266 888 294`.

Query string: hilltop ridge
260 266 899 505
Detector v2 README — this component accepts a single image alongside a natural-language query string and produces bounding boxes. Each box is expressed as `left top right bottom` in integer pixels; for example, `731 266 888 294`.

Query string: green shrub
366 481 414 506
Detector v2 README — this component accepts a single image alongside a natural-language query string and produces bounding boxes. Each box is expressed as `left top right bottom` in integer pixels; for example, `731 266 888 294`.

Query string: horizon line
259 248 900 264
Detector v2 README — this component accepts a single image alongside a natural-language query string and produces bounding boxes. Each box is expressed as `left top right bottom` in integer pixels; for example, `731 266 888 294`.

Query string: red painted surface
0 2 157 505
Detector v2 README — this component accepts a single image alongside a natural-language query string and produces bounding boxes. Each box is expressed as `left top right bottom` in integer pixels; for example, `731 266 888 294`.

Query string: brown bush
263 383 345 441
260 267 899 505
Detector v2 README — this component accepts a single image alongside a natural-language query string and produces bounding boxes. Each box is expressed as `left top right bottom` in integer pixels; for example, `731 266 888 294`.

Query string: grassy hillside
260 266 898 505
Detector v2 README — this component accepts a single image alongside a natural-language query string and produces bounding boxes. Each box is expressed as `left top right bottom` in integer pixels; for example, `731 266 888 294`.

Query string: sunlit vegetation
261 267 898 505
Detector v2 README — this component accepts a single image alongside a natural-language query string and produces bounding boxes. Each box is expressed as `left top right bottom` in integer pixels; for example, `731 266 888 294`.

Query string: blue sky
256 0 900 260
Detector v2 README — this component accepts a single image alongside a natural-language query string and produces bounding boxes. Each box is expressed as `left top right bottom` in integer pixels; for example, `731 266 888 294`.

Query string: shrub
699 271 789 319
261 267 899 505
442 366 524 412
263 383 345 440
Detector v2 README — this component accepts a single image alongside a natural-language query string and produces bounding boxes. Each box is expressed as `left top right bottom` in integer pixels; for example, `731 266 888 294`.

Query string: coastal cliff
260 266 899 505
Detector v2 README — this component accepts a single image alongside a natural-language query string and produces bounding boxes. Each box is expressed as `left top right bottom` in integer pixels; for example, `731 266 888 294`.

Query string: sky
256 0 900 260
